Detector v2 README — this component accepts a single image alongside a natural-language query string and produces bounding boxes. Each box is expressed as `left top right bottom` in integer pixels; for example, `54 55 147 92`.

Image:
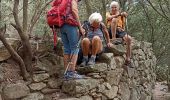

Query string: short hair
110 1 119 9
88 12 103 24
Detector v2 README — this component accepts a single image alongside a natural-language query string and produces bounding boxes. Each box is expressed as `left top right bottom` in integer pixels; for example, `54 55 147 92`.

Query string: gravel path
152 82 170 100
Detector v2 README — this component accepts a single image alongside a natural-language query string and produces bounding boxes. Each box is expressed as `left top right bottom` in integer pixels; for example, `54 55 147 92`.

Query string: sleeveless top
87 25 104 40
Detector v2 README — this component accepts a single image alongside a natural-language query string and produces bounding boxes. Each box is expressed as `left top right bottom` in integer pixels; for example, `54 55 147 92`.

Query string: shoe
87 57 95 65
80 58 88 67
124 59 134 68
64 71 84 80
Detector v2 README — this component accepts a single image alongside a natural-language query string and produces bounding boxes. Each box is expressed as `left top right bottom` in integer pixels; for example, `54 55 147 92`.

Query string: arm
71 0 85 35
101 23 111 47
106 12 120 21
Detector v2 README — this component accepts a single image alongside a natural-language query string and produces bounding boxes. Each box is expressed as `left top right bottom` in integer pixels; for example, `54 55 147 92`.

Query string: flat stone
29 82 46 91
3 83 30 99
21 92 44 100
33 73 50 82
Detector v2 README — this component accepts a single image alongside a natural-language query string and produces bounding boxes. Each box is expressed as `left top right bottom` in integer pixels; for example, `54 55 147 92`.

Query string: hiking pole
64 36 82 75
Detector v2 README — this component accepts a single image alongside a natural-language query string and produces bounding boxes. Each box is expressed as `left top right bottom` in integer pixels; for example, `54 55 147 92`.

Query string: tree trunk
0 26 29 80
101 0 106 24
84 0 92 17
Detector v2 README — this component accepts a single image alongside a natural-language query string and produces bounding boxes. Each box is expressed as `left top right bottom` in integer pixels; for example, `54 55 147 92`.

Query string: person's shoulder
106 12 111 15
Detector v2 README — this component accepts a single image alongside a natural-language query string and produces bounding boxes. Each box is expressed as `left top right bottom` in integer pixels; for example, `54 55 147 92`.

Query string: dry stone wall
0 38 156 100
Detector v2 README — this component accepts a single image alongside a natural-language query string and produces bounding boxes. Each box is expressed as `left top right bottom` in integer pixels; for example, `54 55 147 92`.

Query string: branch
11 23 22 35
0 25 6 37
0 25 29 80
146 0 170 22
28 0 53 34
140 1 155 46
23 0 28 34
13 0 22 32
158 0 169 19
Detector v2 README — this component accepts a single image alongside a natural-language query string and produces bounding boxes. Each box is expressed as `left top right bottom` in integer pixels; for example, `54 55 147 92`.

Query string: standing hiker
106 1 132 65
60 0 85 79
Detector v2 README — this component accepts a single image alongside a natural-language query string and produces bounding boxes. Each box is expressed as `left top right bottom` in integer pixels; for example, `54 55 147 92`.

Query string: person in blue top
80 12 112 66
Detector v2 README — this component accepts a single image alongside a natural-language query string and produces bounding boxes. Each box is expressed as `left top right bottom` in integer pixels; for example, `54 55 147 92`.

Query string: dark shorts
108 27 127 39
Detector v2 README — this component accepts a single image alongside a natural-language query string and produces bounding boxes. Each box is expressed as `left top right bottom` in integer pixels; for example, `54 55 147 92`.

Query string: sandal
124 59 134 68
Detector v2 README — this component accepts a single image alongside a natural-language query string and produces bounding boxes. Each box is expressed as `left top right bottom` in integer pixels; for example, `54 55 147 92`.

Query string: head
110 1 119 13
88 12 103 29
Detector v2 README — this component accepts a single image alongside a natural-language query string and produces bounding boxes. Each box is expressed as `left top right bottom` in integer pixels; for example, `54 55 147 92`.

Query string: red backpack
46 0 68 50
47 0 68 27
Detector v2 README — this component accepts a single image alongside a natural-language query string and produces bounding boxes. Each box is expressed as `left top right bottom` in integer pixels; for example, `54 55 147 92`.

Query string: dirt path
152 82 170 100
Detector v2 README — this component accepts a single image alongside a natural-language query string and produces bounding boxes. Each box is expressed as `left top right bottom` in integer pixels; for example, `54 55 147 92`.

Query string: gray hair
110 1 119 9
88 12 103 24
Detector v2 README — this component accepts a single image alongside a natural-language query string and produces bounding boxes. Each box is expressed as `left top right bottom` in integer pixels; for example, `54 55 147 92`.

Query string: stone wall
0 38 156 100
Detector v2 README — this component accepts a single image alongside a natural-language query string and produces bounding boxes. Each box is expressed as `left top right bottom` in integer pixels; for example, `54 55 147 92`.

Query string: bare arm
72 0 80 27
101 23 110 44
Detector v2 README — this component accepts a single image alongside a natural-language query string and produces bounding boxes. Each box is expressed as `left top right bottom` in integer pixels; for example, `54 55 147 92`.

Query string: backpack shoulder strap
99 22 107 45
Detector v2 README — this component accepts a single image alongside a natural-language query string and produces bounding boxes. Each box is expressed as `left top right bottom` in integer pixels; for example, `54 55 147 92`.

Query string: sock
91 55 96 60
83 56 88 61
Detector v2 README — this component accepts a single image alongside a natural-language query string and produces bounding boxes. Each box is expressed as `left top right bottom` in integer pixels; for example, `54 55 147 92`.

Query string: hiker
80 12 112 66
59 0 85 79
106 1 132 65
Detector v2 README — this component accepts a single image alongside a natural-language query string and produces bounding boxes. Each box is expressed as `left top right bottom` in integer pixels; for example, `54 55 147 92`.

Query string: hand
79 27 85 36
107 42 112 48
121 12 128 17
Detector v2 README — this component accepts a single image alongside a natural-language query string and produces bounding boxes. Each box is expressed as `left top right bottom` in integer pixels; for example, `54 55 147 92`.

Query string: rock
62 78 100 96
118 82 130 100
77 63 108 74
106 68 123 86
3 83 30 99
0 67 4 83
33 73 50 82
21 92 44 100
105 44 126 56
0 38 20 61
29 82 46 91
98 53 117 70
59 98 79 100
47 78 63 89
41 88 59 94
130 88 139 100
114 56 125 68
79 96 93 100
102 86 118 99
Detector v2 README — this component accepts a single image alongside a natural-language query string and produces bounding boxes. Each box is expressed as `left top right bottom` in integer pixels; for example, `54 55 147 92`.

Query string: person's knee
124 35 132 44
92 36 100 42
82 38 90 45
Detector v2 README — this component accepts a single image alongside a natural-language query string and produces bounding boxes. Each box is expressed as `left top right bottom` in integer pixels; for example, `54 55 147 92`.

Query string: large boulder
0 38 20 61
3 83 30 99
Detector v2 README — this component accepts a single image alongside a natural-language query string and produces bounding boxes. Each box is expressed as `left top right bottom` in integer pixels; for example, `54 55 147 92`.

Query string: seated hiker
80 12 112 66
106 1 132 65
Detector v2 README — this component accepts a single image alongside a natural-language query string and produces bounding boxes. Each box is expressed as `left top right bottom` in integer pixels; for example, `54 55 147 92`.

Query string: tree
0 0 52 80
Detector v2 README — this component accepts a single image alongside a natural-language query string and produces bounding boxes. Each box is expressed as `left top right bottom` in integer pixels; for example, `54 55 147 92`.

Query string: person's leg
66 25 79 71
123 34 132 62
66 24 84 79
81 38 91 56
88 36 102 65
111 18 117 39
60 27 70 66
80 38 91 66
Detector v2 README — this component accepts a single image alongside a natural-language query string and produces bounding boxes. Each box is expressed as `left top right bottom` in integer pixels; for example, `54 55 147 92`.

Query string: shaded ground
152 82 170 100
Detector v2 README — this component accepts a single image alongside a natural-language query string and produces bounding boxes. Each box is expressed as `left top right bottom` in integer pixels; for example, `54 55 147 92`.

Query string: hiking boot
124 59 134 68
80 57 88 67
87 57 95 65
64 71 84 80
